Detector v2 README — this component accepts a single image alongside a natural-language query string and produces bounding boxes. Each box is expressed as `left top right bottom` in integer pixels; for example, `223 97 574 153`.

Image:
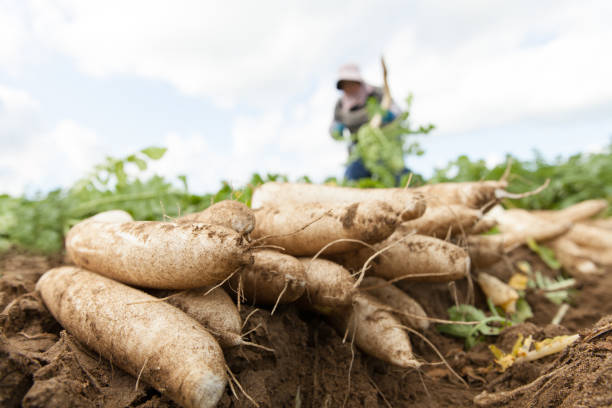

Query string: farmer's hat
336 63 363 89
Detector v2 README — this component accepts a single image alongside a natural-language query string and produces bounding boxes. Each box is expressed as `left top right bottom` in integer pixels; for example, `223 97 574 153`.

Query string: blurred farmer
330 63 400 181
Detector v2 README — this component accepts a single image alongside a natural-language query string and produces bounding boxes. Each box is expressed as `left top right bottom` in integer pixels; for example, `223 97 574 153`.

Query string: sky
1 0 611 196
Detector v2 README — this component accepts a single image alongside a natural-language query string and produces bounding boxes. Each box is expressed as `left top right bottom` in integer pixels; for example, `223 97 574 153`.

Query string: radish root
500 157 513 183
366 373 393 408
270 280 288 316
134 356 149 392
495 178 550 200
240 340 275 353
242 308 260 330
397 324 468 388
365 303 481 325
473 365 565 406
225 363 260 407
343 321 358 408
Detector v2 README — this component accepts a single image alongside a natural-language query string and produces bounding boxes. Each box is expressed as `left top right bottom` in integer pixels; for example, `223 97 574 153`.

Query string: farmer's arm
330 100 346 140
370 87 401 125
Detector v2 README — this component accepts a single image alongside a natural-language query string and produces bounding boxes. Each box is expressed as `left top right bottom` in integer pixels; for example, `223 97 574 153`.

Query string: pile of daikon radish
468 199 611 274
34 179 609 408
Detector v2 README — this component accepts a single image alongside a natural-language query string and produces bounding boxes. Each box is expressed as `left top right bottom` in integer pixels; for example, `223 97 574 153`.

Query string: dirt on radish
2 245 612 408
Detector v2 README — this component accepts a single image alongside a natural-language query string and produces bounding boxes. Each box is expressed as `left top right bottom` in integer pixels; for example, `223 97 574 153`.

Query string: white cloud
25 0 381 108
16 1 612 131
385 2 612 134
1 0 611 194
585 143 605 154
232 112 284 159
485 153 504 169
145 132 227 193
229 81 346 183
0 2 29 72
147 84 348 194
0 84 42 144
0 85 104 195
0 85 39 111
0 83 344 197
0 119 103 195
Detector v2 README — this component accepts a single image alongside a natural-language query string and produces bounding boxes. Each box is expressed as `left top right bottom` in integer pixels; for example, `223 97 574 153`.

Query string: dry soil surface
1 248 611 407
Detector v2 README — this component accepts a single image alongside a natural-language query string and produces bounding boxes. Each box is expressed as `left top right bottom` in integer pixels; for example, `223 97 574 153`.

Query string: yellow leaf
489 344 505 360
511 333 524 357
508 273 529 290
516 261 532 274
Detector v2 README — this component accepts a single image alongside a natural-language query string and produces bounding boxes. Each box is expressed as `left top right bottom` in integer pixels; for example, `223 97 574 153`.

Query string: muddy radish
252 200 402 256
330 233 470 283
361 276 429 330
252 182 426 221
397 204 483 238
297 258 355 314
36 266 227 408
166 287 243 348
230 249 306 307
178 200 255 236
328 293 421 368
66 219 252 289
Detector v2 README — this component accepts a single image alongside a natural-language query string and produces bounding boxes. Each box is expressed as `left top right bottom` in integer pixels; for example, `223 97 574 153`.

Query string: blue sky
1 0 611 195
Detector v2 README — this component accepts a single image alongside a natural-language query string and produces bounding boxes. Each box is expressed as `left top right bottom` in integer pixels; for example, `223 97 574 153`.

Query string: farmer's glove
330 122 346 140
382 110 396 125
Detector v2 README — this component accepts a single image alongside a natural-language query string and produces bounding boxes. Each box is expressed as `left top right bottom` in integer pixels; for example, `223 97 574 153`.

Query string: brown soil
1 247 611 407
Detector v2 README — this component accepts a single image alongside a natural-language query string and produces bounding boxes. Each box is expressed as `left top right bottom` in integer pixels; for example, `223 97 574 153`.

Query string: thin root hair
353 232 416 288
134 356 149 392
242 323 262 338
368 303 482 325
342 321 358 408
241 308 260 330
125 290 188 306
225 363 260 407
270 280 288 316
203 268 241 297
396 324 468 388
249 211 331 247
500 157 513 183
240 340 276 353
494 178 550 200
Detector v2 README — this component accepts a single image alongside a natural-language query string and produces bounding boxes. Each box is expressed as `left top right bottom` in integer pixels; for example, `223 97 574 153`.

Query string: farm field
1 247 612 407
1 147 611 408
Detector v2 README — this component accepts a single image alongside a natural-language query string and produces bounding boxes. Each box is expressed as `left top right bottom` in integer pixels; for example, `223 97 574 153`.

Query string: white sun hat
336 63 364 89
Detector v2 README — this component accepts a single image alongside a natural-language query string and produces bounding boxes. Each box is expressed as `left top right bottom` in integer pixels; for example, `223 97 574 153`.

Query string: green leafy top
2 138 611 254
517 261 576 305
430 142 612 214
0 147 282 253
437 298 532 349
343 95 434 187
